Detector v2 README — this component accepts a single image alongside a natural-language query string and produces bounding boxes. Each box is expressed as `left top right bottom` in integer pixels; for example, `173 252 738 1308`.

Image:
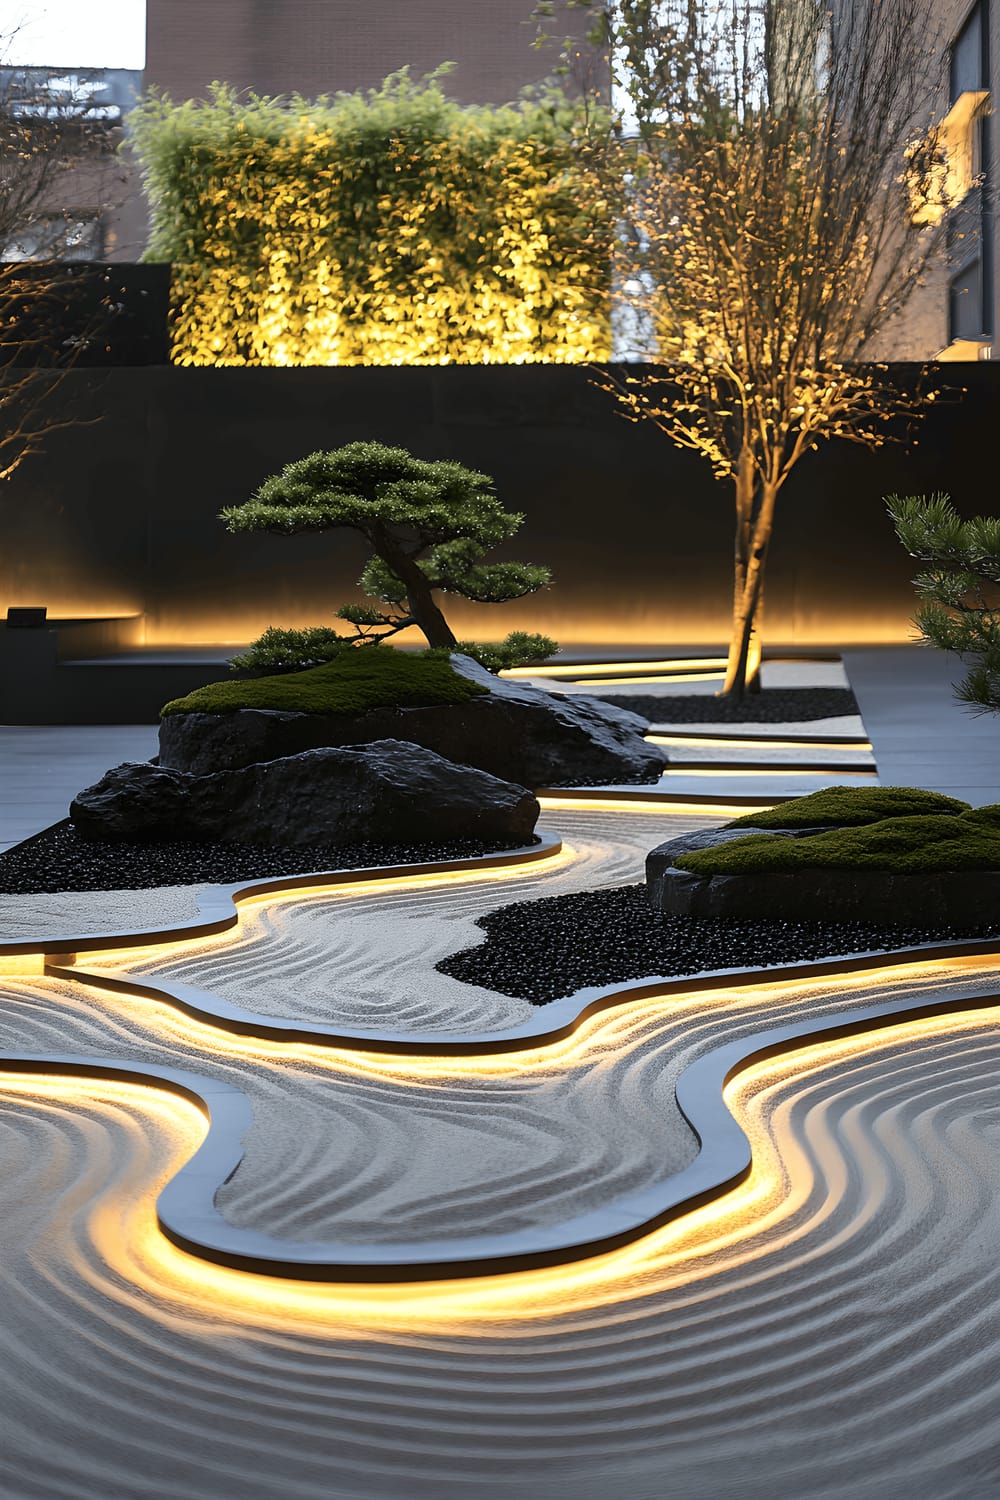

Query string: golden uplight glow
9 604 923 651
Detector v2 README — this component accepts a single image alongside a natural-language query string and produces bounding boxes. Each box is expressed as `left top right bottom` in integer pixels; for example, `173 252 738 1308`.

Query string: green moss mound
676 814 1000 876
724 785 970 830
161 650 489 718
963 803 1000 830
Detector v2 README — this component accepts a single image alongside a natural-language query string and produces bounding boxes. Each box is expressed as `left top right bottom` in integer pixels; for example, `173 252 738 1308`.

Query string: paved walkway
0 725 157 852
843 646 999 806
0 646 995 853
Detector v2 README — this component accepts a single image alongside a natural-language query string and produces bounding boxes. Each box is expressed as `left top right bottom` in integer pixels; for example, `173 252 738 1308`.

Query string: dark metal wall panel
0 363 994 648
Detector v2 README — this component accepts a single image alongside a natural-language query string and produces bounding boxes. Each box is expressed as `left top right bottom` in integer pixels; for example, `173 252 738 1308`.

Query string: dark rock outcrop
158 654 666 788
71 739 539 848
646 824 1000 924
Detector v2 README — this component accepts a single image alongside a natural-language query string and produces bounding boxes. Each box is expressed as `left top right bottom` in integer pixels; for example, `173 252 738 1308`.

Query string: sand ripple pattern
5 791 1000 1496
126 807 715 1035
2 1009 1000 1498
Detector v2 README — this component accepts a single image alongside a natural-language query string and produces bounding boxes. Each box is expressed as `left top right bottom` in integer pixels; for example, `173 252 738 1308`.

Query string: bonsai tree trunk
374 529 458 649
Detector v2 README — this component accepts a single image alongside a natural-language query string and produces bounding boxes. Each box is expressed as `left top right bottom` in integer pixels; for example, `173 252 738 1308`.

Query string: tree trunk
719 471 778 700
374 530 457 649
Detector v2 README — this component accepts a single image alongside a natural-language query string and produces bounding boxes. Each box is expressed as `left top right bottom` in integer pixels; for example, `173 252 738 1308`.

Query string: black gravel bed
437 883 1000 1003
0 820 539 895
597 686 858 723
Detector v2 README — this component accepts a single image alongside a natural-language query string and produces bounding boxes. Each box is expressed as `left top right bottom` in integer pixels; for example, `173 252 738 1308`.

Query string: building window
2 215 103 263
946 2 993 346
951 3 987 100
950 259 986 340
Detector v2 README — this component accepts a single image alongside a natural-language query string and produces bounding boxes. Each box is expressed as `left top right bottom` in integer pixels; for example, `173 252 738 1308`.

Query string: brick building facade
145 0 600 108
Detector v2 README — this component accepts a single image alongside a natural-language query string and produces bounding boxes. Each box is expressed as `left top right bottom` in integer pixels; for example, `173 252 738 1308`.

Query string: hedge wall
129 75 618 367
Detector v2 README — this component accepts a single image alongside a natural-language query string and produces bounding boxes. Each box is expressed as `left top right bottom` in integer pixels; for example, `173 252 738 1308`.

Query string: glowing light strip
659 766 876 778
661 760 876 775
539 793 783 813
502 657 728 678
647 735 873 751
0 835 565 963
570 672 725 687
6 982 999 1282
45 938 1000 1063
50 1000 990 1324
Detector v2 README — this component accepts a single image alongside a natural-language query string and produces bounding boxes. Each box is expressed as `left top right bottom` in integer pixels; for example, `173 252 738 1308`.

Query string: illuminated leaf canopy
129 74 618 367
540 0 947 698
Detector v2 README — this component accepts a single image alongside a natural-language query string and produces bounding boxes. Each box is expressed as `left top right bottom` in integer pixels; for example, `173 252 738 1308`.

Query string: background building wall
869 0 997 362
145 0 602 107
1 363 993 648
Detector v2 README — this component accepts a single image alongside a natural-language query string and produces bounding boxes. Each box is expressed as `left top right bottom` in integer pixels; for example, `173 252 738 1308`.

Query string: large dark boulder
646 824 1000 923
158 653 666 788
70 739 539 847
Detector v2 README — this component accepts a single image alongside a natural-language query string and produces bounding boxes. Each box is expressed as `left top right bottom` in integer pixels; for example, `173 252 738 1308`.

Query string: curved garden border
0 834 563 959
4 977 998 1281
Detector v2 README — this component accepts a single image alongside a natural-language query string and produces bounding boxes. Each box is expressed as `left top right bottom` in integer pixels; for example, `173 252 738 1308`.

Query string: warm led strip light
647 735 873 751
30 747 1000 1291
502 657 728 678
5 976 999 1284
0 835 567 963
539 794 780 815
570 671 725 687
659 766 875 778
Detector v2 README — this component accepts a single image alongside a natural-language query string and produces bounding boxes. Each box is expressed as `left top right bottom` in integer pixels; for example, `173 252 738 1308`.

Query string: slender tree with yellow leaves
541 0 950 696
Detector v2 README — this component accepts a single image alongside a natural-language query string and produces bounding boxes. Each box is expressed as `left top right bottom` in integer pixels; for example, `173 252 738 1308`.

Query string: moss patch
963 803 1000 830
724 785 970 830
676 813 1000 876
161 650 489 718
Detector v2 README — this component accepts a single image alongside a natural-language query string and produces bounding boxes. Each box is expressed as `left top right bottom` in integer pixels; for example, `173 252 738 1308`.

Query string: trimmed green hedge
724 785 970 830
161 649 488 717
129 75 619 367
676 806 1000 876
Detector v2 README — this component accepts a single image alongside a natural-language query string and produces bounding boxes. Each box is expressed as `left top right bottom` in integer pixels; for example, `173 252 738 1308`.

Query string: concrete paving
0 725 158 852
843 646 999 807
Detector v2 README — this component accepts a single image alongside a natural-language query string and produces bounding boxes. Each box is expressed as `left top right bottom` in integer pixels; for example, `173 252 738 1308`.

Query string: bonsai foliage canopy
542 0 948 697
220 441 552 651
888 492 1000 713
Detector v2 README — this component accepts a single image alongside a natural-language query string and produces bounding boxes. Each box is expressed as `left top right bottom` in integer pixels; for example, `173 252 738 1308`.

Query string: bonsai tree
220 441 555 664
887 492 1000 713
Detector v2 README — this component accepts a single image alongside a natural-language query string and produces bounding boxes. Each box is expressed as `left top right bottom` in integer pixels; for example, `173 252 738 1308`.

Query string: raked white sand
5 688 999 1497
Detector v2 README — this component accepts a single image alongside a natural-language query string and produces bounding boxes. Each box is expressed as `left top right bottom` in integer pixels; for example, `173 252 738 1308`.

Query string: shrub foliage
128 73 617 367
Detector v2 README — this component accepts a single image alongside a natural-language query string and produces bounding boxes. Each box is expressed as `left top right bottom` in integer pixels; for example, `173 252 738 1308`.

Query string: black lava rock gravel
0 821 539 895
597 686 859 723
437 883 1000 1004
